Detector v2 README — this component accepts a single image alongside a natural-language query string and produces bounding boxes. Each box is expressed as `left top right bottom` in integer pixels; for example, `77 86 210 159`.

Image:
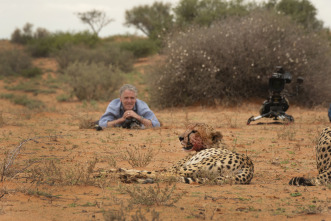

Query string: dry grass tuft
123 183 184 206
277 125 296 141
0 112 4 127
121 145 158 168
78 117 97 129
29 158 100 186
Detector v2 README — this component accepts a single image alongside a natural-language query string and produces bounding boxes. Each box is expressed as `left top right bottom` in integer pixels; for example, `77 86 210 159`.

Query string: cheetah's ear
211 132 223 143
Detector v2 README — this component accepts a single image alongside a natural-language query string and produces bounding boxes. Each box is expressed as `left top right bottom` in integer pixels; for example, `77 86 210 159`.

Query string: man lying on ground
98 84 160 129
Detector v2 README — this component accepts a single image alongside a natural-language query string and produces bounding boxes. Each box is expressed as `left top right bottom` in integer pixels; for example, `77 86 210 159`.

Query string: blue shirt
99 98 160 128
328 104 331 121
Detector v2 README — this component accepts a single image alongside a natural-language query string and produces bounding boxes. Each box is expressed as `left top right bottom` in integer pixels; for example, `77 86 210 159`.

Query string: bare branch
76 9 114 36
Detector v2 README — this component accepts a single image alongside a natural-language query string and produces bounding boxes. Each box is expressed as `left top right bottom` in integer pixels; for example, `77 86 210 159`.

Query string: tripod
247 93 294 125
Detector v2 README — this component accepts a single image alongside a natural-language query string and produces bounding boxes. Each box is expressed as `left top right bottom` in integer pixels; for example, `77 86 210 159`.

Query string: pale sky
0 0 330 40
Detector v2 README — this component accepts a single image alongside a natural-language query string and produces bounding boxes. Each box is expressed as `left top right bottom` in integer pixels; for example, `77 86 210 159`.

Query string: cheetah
116 123 254 185
289 127 331 186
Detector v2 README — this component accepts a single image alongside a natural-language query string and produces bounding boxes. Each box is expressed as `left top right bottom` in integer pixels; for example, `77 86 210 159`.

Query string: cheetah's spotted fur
289 127 331 186
117 123 254 185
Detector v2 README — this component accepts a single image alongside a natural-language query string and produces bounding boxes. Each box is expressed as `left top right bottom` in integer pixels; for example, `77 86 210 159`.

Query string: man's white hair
119 84 138 97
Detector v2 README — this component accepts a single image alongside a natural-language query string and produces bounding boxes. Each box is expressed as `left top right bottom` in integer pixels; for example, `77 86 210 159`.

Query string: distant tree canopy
76 9 114 36
11 23 35 44
265 0 323 30
173 0 254 27
125 0 325 41
124 2 174 40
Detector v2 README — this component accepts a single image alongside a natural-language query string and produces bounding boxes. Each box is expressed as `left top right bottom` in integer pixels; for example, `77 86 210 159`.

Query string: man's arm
122 110 153 128
99 99 122 128
136 100 160 127
106 118 126 127
138 115 153 128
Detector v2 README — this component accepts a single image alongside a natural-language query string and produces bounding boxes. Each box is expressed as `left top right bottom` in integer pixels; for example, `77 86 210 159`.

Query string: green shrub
10 23 34 44
0 93 45 109
5 80 56 94
0 49 42 78
119 38 159 58
27 31 99 57
64 61 124 101
55 44 134 73
56 94 72 102
151 10 331 107
21 67 43 78
11 28 33 44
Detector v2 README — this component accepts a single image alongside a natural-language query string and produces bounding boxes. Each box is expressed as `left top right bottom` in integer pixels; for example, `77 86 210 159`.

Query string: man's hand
124 110 139 120
124 110 152 128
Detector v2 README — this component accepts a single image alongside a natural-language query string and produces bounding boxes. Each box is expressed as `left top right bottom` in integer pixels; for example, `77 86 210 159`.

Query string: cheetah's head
178 123 223 152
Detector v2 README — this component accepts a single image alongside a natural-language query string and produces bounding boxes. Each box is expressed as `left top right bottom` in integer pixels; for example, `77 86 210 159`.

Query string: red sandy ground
0 47 330 221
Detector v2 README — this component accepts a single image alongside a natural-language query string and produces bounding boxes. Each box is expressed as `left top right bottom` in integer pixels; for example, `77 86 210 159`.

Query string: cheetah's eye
191 130 197 133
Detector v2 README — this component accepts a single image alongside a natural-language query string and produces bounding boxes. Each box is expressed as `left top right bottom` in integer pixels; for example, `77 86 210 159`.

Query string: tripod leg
284 114 294 122
247 112 273 125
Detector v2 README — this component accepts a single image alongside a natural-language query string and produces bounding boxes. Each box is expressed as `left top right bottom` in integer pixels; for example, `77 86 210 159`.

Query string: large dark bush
0 49 42 78
63 61 123 101
151 10 331 107
55 43 134 73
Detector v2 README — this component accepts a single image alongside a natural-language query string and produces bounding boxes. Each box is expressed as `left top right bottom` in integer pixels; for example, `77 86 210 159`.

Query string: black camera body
260 66 291 116
121 118 142 129
247 66 303 125
268 66 292 93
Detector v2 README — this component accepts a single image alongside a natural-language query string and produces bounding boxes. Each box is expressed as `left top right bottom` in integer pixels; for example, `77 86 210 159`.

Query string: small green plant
280 159 289 164
290 192 302 197
56 94 72 102
81 202 96 207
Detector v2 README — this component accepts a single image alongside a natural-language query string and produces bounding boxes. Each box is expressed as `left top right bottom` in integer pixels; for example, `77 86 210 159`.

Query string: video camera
268 66 292 93
247 66 303 125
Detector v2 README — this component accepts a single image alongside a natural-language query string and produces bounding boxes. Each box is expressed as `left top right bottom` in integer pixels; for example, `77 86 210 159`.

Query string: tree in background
76 9 114 36
124 0 324 41
11 23 34 44
124 2 173 40
174 0 254 27
265 0 323 30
